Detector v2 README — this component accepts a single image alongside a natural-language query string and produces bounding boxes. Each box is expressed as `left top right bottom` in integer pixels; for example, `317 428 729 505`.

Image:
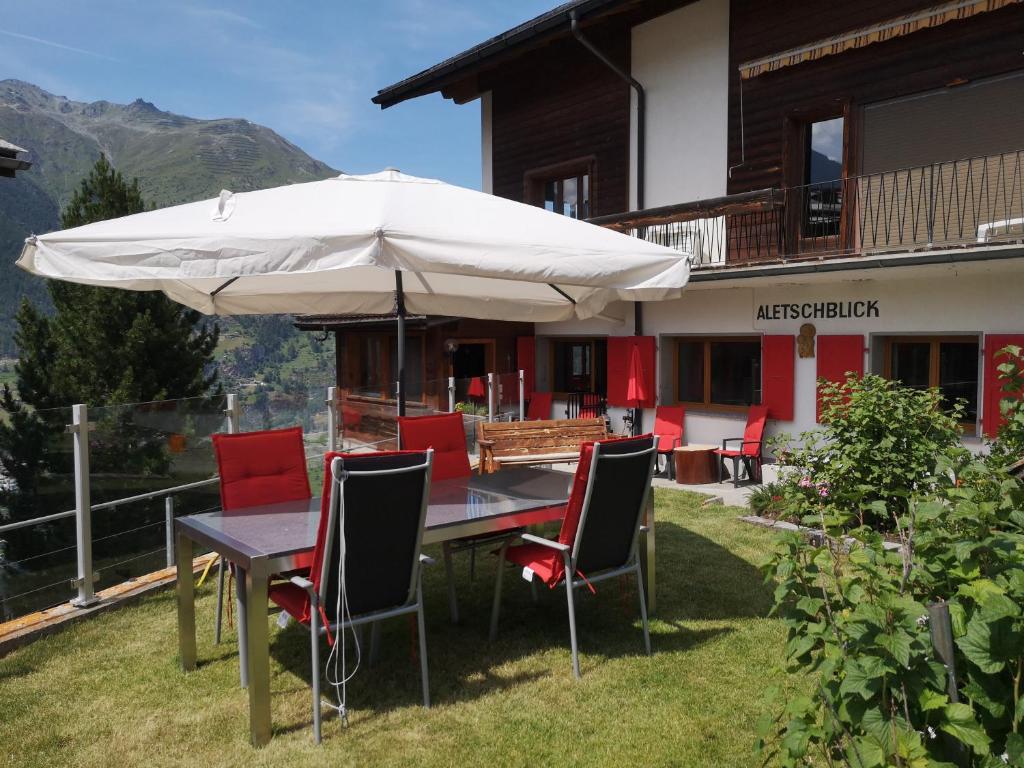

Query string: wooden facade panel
727 0 1024 195
486 28 630 217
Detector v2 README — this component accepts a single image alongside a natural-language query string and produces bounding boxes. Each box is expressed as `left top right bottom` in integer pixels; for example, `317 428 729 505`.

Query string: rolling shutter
982 334 1024 438
516 336 536 398
762 335 795 421
816 335 864 422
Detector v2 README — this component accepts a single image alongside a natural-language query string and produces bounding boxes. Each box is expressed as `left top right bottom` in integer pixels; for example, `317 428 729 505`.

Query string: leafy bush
454 401 487 416
988 345 1024 471
748 481 791 519
774 374 964 531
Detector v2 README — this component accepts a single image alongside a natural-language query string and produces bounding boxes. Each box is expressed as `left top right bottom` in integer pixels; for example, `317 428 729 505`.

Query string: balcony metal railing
592 148 1024 268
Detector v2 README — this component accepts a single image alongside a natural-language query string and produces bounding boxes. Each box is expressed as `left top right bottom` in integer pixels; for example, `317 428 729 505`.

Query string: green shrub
988 345 1024 471
774 374 965 531
748 481 791 519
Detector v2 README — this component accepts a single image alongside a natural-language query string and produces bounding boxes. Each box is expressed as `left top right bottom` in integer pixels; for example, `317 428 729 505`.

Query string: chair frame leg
416 579 430 708
214 556 225 644
717 454 724 483
369 621 381 667
442 541 459 624
530 577 539 604
489 540 510 642
731 456 741 488
310 606 322 744
565 574 581 680
635 562 651 656
235 564 248 689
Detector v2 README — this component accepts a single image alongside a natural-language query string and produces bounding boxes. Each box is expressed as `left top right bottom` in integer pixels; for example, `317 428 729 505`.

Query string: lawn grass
0 489 798 767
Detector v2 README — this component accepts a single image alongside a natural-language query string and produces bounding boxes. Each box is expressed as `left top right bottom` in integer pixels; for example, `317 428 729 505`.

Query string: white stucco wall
629 0 730 209
534 258 1024 449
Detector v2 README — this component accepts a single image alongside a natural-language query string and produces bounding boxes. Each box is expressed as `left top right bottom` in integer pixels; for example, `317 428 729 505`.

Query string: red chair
396 412 471 481
526 391 553 421
653 406 685 480
713 405 768 487
210 427 311 660
397 412 498 622
269 449 434 743
490 434 657 679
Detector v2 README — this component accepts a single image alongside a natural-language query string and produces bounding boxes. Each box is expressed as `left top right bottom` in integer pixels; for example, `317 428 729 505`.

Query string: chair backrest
397 412 471 481
556 434 656 569
526 392 553 421
312 450 432 619
567 434 656 575
742 405 769 456
211 426 311 510
653 406 685 452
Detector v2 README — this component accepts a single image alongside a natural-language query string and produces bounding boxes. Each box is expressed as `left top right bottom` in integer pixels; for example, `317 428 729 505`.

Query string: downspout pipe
571 10 646 434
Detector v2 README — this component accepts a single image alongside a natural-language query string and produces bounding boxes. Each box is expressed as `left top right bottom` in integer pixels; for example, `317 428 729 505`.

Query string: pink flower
818 486 829 498
799 476 813 488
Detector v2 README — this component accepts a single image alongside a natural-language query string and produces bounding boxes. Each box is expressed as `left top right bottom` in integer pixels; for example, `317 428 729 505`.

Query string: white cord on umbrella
324 459 360 726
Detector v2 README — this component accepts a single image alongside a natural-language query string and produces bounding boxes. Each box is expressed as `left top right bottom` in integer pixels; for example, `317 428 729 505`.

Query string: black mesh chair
269 450 433 743
489 435 657 678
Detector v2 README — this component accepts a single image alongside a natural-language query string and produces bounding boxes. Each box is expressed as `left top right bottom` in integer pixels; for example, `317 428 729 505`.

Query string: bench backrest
478 417 607 459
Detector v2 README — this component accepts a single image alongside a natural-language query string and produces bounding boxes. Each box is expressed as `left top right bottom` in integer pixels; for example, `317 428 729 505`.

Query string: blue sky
0 0 555 189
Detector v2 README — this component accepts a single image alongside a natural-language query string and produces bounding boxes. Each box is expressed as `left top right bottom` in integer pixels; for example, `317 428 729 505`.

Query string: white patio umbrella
18 169 690 414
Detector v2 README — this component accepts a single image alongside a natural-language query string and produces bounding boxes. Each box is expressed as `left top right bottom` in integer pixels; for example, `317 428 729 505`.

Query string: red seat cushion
741 405 768 457
212 427 311 510
397 413 471 481
268 581 311 623
504 542 566 587
654 406 685 453
713 448 743 458
526 392 553 421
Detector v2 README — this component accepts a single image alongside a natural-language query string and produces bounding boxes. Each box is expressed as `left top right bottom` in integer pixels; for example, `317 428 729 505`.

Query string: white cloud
181 7 261 29
0 28 119 61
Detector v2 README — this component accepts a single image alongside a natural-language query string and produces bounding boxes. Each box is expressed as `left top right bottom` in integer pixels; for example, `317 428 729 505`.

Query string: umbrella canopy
18 170 690 323
625 343 650 407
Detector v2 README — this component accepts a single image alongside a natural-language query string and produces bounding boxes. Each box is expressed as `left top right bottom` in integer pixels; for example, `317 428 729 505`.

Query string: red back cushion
742 406 769 456
397 413 471 481
212 427 311 510
654 406 685 451
557 434 654 547
527 392 553 421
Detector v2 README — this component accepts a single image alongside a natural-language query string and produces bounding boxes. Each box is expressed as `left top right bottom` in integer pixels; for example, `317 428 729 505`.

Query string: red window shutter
606 336 630 406
516 336 536 397
816 335 864 422
762 335 795 421
607 336 656 408
982 334 1024 438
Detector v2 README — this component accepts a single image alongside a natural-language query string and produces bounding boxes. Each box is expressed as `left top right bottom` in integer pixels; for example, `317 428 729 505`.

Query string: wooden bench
476 417 608 474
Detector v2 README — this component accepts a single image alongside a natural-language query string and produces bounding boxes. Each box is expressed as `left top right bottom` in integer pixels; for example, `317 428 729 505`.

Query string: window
883 336 979 429
552 338 607 394
346 332 425 402
525 158 594 219
803 116 845 238
675 337 762 408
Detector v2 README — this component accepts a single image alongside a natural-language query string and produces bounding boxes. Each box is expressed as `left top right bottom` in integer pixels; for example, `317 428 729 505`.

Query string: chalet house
360 0 1024 448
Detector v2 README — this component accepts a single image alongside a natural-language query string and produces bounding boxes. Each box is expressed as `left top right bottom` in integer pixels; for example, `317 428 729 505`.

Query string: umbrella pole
395 271 406 418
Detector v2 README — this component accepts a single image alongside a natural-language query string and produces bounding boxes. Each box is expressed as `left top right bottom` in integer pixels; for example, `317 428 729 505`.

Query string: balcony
591 149 1024 270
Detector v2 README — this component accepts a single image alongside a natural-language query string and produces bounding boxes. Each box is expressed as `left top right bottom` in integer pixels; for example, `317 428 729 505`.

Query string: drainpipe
571 10 646 432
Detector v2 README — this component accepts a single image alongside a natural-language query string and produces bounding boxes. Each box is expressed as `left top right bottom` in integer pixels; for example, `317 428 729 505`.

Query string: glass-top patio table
174 465 656 747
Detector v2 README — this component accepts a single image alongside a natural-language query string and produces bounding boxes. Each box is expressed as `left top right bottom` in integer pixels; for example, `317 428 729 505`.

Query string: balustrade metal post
518 369 525 421
165 496 175 569
487 373 496 423
448 377 455 414
225 393 241 434
927 163 935 246
69 404 98 607
326 386 338 452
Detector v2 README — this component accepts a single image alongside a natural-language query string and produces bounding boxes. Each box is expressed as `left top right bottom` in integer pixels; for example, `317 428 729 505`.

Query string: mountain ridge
0 80 339 355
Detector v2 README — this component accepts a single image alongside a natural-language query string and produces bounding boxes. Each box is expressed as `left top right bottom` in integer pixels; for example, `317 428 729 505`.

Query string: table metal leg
236 564 248 689
641 493 656 615
244 564 272 747
176 531 196 671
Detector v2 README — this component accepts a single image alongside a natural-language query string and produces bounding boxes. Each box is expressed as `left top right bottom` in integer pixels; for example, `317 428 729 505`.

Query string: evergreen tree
0 156 220 532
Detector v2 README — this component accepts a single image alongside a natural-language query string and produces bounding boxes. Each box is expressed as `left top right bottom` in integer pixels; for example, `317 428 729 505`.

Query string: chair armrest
419 553 436 566
720 437 744 450
478 439 495 447
520 533 570 553
290 575 318 605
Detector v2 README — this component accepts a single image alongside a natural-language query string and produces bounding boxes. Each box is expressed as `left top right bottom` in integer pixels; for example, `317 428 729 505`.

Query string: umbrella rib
209 276 240 297
548 283 576 304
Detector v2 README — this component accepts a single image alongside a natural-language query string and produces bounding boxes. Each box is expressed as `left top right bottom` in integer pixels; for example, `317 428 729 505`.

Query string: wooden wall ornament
798 323 816 358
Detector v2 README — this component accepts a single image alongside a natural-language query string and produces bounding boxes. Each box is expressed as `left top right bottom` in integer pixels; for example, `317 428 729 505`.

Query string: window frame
524 156 596 219
343 331 427 404
671 335 763 412
881 334 980 435
549 336 606 397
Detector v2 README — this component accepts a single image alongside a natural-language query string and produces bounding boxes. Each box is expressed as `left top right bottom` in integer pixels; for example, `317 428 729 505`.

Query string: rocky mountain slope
0 79 338 355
